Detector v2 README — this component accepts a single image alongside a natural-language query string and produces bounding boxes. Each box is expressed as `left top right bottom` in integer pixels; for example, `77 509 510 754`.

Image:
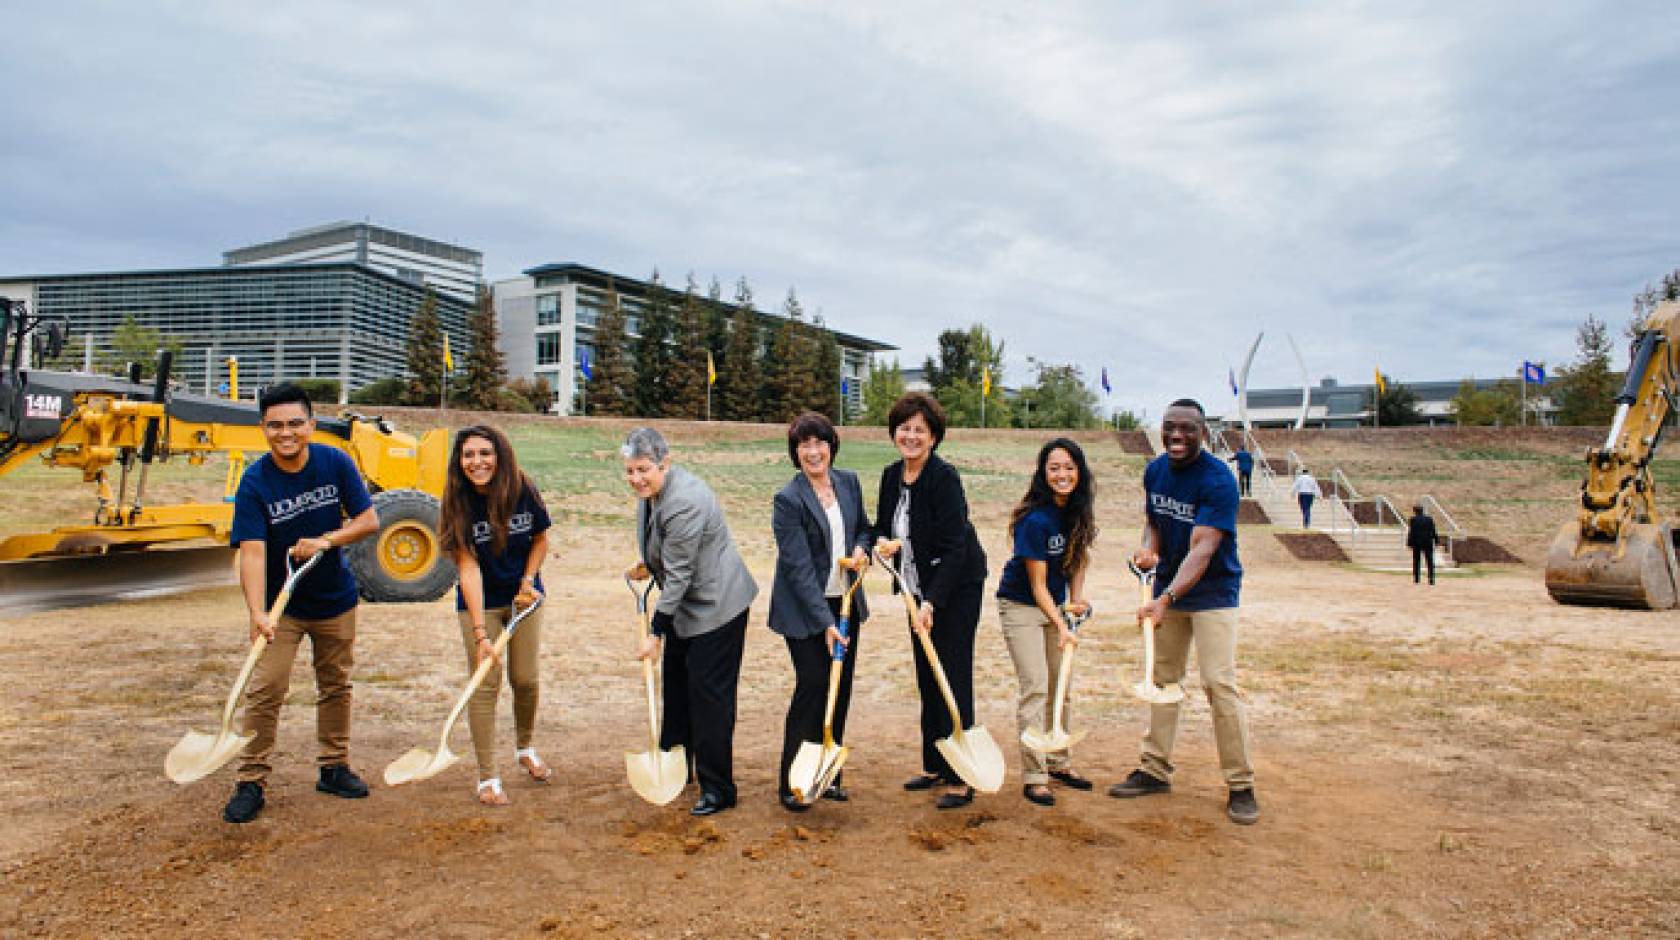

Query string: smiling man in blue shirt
1110 398 1258 825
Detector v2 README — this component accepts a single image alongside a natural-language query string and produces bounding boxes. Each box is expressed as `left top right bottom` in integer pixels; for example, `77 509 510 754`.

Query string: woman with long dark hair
438 424 552 806
873 392 988 809
996 438 1096 806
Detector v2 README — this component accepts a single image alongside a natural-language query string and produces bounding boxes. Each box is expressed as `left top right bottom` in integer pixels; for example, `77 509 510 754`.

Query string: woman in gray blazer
624 427 759 817
769 412 871 812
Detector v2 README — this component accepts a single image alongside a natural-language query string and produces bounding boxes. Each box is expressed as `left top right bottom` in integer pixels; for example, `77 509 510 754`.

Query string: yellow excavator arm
1545 300 1680 609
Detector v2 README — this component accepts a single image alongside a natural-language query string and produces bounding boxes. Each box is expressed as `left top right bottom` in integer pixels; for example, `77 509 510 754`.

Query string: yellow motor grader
1544 300 1680 609
0 300 456 613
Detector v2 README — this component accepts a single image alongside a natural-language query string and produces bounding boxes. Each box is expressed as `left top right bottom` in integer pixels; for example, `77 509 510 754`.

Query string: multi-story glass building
0 262 471 402
493 263 896 416
224 222 483 303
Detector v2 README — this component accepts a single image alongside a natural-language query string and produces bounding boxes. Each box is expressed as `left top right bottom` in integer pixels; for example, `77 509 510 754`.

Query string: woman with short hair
996 438 1097 806
623 427 759 817
769 412 872 811
873 392 988 809
438 424 552 806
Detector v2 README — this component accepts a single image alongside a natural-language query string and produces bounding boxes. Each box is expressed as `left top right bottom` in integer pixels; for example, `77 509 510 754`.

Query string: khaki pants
1139 606 1255 789
457 606 544 781
998 598 1073 785
237 608 356 784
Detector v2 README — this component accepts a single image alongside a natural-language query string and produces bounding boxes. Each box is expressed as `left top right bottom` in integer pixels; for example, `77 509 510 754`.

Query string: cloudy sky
4 2 1677 417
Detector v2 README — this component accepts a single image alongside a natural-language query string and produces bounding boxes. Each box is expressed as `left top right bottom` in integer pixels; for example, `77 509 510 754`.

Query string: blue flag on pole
1229 366 1239 396
579 347 593 381
1101 367 1111 395
841 376 849 397
1522 361 1545 384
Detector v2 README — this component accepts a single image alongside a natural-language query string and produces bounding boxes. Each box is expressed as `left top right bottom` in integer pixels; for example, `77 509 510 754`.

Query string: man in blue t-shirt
1230 448 1254 497
1109 398 1259 825
222 383 380 825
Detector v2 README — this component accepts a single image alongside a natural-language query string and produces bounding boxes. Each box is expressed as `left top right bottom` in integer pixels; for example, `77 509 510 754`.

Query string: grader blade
0 546 235 617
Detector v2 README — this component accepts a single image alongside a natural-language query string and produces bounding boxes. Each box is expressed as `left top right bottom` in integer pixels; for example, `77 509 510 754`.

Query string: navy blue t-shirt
1233 450 1254 473
231 443 375 621
996 505 1069 606
455 484 551 611
1143 450 1242 610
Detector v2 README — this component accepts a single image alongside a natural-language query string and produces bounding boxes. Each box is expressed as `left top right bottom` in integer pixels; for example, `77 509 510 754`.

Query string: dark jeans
1238 471 1252 497
778 598 862 800
660 608 748 803
1298 493 1315 528
908 579 984 786
1413 547 1435 584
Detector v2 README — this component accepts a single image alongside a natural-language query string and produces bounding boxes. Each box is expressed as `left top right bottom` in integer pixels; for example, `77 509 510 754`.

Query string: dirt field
1 421 1676 938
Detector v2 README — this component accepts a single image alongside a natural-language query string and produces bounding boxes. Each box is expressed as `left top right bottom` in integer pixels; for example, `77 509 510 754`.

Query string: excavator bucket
0 546 235 617
1544 520 1680 610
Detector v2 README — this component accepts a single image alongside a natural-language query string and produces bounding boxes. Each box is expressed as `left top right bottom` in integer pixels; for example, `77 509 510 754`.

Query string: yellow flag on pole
707 350 716 386
443 334 454 372
982 366 991 397
1373 367 1385 396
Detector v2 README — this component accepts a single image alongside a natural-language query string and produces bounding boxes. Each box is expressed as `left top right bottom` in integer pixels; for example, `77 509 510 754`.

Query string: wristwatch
1163 588 1178 605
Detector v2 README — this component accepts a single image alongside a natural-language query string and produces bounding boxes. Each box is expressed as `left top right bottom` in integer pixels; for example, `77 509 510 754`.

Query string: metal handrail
1419 494 1465 540
1285 449 1306 481
1372 494 1409 528
1330 467 1361 501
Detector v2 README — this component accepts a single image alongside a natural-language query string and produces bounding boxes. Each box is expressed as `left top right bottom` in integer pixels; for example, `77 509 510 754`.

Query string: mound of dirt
1237 500 1270 524
1275 532 1348 561
1453 536 1524 563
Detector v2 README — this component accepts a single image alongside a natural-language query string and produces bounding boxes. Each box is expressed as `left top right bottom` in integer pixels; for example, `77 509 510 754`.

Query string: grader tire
350 489 456 603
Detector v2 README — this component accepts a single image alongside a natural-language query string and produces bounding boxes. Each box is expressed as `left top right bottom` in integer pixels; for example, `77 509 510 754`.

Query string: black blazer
1407 513 1439 550
874 453 987 611
768 469 871 639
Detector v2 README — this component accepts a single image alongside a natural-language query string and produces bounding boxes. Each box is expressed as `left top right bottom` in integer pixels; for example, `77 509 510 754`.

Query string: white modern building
1222 376 1558 428
494 263 895 416
224 222 483 303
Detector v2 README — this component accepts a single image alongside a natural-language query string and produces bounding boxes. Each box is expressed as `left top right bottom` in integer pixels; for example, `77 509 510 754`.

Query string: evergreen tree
1365 373 1423 425
585 282 636 416
633 270 678 417
98 315 183 379
1629 268 1680 338
810 314 843 421
716 278 762 422
935 324 1008 427
1554 313 1618 425
1017 362 1100 429
861 357 905 425
666 275 711 419
404 289 445 405
462 284 507 410
761 288 818 423
704 276 730 375
923 328 975 392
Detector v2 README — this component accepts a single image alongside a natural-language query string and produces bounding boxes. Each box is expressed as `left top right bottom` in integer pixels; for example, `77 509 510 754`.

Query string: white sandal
476 777 509 805
516 747 553 783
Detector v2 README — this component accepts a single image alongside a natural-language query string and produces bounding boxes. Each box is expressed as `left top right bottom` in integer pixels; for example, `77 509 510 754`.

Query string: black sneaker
223 781 265 824
1226 788 1260 825
316 764 370 799
1107 769 1171 798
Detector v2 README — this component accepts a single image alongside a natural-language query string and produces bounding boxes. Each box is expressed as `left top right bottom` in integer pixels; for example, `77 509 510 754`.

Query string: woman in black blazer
873 392 988 809
769 412 871 811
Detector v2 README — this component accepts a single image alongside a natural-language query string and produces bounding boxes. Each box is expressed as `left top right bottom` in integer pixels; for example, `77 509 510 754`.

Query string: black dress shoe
691 793 735 817
316 764 369 799
822 784 849 802
1023 785 1055 807
935 787 974 810
903 773 942 791
1049 769 1094 791
779 793 812 813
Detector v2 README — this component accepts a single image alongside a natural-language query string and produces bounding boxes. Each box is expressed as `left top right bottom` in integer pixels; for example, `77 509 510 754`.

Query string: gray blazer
768 469 871 639
637 464 759 639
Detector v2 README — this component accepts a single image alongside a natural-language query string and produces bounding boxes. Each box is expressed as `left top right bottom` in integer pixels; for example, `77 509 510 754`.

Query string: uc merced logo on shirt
1047 533 1066 556
268 485 341 524
1150 492 1197 526
474 512 535 544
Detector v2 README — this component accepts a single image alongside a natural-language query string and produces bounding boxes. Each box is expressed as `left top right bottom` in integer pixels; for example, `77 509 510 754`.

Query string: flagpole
1520 364 1527 427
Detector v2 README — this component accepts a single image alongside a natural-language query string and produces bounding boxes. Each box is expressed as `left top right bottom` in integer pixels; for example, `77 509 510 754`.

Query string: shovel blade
1020 727 1071 754
789 742 849 804
626 745 688 806
936 725 1006 794
383 744 458 787
165 728 253 785
1133 681 1186 705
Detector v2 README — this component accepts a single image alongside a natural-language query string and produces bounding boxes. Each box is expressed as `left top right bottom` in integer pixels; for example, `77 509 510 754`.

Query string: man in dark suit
1407 503 1439 585
624 427 759 817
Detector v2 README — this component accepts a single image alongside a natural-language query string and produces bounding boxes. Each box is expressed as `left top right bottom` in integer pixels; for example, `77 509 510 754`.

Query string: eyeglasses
263 418 309 432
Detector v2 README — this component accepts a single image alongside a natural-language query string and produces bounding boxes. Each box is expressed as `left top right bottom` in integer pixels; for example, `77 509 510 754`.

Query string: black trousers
778 598 862 800
1238 470 1252 497
1412 547 1436 584
660 608 748 803
908 579 984 785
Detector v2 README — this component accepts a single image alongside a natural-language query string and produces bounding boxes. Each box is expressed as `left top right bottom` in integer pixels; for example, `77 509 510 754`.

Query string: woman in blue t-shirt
995 438 1096 807
438 425 552 806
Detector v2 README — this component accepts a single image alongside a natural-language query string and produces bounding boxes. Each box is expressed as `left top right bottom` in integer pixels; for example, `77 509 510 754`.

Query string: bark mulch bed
1453 536 1525 564
1275 531 1349 561
1238 500 1270 525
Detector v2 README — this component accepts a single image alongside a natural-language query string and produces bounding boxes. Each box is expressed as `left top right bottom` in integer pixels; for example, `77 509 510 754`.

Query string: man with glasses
222 382 380 823
1109 398 1258 825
